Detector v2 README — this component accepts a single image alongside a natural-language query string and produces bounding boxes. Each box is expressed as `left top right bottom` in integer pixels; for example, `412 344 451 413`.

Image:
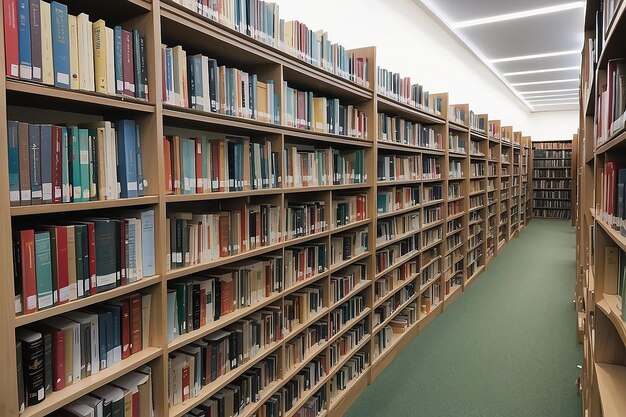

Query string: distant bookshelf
532 141 572 220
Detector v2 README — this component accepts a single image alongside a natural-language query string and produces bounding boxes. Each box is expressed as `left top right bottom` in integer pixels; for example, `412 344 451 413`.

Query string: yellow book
40 1 54 85
68 15 79 90
313 97 326 133
92 19 108 94
256 81 268 123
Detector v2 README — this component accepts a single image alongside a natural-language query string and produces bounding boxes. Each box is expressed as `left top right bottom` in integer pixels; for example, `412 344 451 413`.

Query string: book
15 328 45 406
116 120 139 198
34 230 54 309
77 13 94 91
68 14 79 89
28 0 41 82
50 1 70 88
17 0 32 79
4 0 20 78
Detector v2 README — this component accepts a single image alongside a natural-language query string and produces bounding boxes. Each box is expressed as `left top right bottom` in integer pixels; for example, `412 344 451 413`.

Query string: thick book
92 19 108 93
63 310 100 376
116 120 139 198
61 126 70 202
34 230 54 310
8 120 20 205
105 27 115 95
39 124 53 204
78 128 91 201
122 29 135 97
133 29 143 99
4 0 20 78
18 122 31 204
91 218 119 292
50 1 70 88
77 13 94 91
39 0 52 85
17 0 32 80
18 229 37 313
42 225 70 305
68 126 82 202
16 341 25 412
52 125 63 203
129 294 142 355
28 0 41 82
113 26 124 94
15 328 45 406
29 124 43 204
68 14 79 89
37 324 65 391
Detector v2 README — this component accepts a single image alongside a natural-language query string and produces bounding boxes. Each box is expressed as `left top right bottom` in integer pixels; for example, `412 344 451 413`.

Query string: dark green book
34 231 53 309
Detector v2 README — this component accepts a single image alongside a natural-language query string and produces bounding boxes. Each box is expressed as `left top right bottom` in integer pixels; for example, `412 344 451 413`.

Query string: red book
46 226 70 305
297 91 306 129
163 137 173 193
218 213 230 258
18 229 37 314
119 219 127 286
129 294 142 354
51 126 63 203
195 138 204 193
122 29 135 97
220 275 234 316
119 298 131 359
181 361 190 402
3 0 19 78
40 325 65 391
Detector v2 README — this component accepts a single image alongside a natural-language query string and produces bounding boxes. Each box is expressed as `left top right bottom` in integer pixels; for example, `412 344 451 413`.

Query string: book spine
135 124 144 197
78 128 90 201
92 19 107 93
39 125 53 204
69 127 81 202
116 120 139 198
17 0 32 80
21 334 45 405
18 122 31 204
19 229 37 314
139 32 148 100
28 124 42 204
132 29 143 99
114 26 124 94
122 29 135 97
4 0 20 77
28 0 41 81
50 1 70 88
34 231 53 309
8 121 20 205
52 126 63 203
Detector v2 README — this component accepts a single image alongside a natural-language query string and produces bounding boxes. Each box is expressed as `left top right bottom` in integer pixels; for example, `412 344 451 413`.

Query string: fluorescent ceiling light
503 66 580 76
511 78 580 87
519 88 580 94
453 2 584 28
522 93 579 99
527 97 581 103
491 50 579 63
531 102 579 106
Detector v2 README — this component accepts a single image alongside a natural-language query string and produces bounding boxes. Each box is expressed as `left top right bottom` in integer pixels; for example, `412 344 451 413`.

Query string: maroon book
122 29 135 97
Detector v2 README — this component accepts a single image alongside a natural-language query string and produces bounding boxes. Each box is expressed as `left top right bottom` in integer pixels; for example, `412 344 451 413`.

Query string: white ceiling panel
458 9 583 59
418 0 583 113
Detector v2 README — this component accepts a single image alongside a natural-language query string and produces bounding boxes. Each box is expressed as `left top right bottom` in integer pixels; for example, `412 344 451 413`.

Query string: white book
75 395 103 417
62 310 100 376
68 14 80 89
77 14 95 91
105 27 115 95
201 56 210 112
141 293 152 348
63 402 94 417
39 1 52 84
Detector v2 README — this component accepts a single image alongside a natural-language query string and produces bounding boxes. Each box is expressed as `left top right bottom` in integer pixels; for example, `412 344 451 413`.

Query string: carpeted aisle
344 219 582 417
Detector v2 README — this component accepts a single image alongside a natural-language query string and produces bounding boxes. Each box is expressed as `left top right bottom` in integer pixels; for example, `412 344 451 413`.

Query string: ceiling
417 0 584 112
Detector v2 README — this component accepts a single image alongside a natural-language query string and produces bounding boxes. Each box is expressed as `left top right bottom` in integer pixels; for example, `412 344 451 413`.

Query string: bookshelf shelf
6 79 155 114
373 294 418 334
377 141 443 154
11 196 160 216
15 275 161 327
376 95 444 125
19 347 162 417
373 273 419 309
596 296 626 348
594 363 626 417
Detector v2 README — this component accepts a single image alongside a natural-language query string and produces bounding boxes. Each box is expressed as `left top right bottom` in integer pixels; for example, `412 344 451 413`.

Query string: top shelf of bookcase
598 1 626 67
159 1 374 102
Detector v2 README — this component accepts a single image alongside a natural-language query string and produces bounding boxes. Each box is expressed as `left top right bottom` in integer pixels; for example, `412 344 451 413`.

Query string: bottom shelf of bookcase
443 283 463 308
594 363 626 417
465 265 485 289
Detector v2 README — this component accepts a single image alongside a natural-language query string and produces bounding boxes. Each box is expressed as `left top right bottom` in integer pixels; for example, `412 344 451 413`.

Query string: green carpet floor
345 219 582 417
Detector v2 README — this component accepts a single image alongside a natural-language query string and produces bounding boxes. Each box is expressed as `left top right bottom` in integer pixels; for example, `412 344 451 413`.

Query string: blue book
165 48 173 103
113 26 124 94
135 124 144 197
141 209 155 277
7 121 20 205
68 126 81 202
179 138 191 194
116 120 138 198
17 0 32 80
61 127 69 202
50 2 70 88
208 58 218 112
250 73 257 119
192 55 204 110
28 124 42 204
39 124 53 204
99 305 121 363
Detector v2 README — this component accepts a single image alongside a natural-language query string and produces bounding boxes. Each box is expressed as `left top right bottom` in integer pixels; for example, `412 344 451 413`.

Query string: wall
273 0 579 141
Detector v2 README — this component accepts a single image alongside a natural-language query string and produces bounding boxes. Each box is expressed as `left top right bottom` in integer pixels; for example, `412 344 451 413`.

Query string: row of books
533 209 570 218
532 169 571 178
16 295 152 410
448 134 466 155
377 155 419 183
376 67 440 113
423 206 443 225
449 160 463 179
170 0 370 87
423 184 443 202
8 120 145 206
533 190 571 199
448 106 466 126
471 162 485 177
532 142 572 150
533 150 572 158
4 1 148 98
599 161 626 234
283 83 368 139
161 45 279 124
534 200 571 209
376 213 421 246
470 111 486 133
165 206 281 271
375 238 419 274
533 160 570 168
376 114 442 149
470 140 485 157
283 147 366 188
532 179 571 189
163 134 279 195
373 285 415 328
376 186 420 215
13 210 155 316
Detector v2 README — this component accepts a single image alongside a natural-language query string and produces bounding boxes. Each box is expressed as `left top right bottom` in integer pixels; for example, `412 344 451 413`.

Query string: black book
16 341 25 413
208 59 218 112
42 332 52 395
192 283 201 330
16 329 45 406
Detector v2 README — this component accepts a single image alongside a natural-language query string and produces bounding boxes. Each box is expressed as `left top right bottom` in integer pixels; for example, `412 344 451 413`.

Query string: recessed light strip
491 50 580 63
519 88 580 95
522 93 579 99
511 78 580 87
453 2 584 28
527 97 581 103
531 102 579 106
503 66 580 76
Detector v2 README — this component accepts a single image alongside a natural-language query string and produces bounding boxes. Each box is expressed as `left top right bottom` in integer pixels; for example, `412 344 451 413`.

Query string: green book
34 231 53 310
69 126 81 202
78 128 90 201
61 127 70 203
171 282 188 336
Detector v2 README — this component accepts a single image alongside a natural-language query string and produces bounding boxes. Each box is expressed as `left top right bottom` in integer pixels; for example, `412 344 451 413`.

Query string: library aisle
345 219 581 417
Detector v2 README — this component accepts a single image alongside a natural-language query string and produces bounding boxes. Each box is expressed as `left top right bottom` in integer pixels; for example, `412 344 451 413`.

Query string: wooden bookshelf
0 1 534 417
531 140 573 220
577 2 626 415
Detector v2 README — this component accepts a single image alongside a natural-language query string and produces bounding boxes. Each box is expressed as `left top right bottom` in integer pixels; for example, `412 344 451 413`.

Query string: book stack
7 119 145 206
163 134 279 195
330 228 368 267
282 83 368 139
284 146 366 188
448 133 466 154
286 243 328 287
285 202 326 241
422 156 442 180
377 114 442 148
448 106 466 126
470 111 485 132
16 297 152 409
4 0 148 98
377 155 420 183
13 211 155 316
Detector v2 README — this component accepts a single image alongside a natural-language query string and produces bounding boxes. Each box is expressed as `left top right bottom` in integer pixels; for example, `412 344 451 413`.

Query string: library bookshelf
531 140 573 220
577 0 626 416
0 1 532 416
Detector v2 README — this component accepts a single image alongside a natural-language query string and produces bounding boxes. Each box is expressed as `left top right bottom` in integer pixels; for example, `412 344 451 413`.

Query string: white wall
273 0 579 141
